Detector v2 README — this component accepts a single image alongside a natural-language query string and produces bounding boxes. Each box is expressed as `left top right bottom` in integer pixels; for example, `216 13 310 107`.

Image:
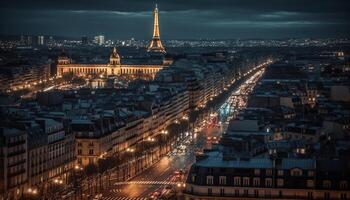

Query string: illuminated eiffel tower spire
147 4 166 53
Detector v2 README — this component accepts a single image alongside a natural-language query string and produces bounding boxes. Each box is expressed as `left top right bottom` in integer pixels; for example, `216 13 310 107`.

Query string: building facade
183 156 350 200
0 128 28 200
56 47 170 77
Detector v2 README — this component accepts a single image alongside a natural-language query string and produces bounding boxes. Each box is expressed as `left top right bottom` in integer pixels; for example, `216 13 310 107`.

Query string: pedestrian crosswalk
114 181 176 186
110 188 122 193
101 197 148 200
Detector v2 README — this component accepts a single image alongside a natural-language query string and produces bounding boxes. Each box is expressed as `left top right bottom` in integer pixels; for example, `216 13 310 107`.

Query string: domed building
57 47 171 77
109 47 121 66
57 5 171 78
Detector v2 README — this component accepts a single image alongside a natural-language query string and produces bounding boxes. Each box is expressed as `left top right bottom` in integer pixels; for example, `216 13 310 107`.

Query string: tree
85 163 98 176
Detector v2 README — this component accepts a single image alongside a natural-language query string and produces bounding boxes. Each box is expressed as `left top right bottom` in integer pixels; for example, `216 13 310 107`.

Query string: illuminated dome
110 47 121 65
58 49 70 65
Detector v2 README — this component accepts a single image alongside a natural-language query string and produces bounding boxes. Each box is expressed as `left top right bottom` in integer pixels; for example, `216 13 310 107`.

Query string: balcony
7 140 26 147
7 149 26 157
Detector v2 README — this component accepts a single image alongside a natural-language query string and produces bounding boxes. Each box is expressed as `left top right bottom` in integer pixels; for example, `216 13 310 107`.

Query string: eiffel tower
147 4 166 53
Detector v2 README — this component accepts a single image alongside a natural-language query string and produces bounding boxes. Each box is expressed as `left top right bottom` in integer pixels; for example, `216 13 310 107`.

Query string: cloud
0 0 349 39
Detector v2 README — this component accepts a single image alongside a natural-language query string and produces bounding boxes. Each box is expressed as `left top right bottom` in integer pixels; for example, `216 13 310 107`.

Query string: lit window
219 176 226 185
290 168 302 176
206 176 213 185
265 178 272 187
243 177 250 186
234 177 241 186
253 178 260 187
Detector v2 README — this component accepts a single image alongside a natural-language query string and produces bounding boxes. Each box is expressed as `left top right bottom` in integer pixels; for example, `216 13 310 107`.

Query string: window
235 189 239 197
254 169 260 175
234 177 241 186
340 181 348 190
77 149 82 155
243 177 250 186
89 149 94 155
308 192 313 199
77 142 82 147
291 168 302 176
220 188 225 197
206 176 213 185
277 170 284 176
208 188 212 196
324 192 330 200
323 180 331 189
279 190 283 198
89 142 94 147
254 190 259 197
253 178 260 187
219 176 226 185
341 193 347 200
266 169 272 176
265 190 271 198
244 190 248 196
307 180 314 188
308 170 314 176
277 179 284 187
265 178 272 187
191 174 196 183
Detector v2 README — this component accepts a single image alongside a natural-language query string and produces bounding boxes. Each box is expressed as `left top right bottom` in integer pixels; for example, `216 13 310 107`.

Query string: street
98 63 268 200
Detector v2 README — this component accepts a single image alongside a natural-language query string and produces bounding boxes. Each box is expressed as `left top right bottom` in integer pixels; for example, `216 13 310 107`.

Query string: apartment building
0 128 27 200
184 154 350 200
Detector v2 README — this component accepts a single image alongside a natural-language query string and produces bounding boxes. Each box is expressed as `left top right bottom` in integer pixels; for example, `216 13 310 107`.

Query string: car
174 170 180 177
165 185 172 189
150 191 160 199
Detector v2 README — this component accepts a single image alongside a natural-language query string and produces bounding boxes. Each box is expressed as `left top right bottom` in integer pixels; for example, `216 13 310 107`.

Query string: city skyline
1 0 350 39
0 1 349 200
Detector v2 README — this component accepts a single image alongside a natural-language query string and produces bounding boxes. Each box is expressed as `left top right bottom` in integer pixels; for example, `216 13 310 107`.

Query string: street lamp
54 178 63 184
75 164 83 171
147 137 155 142
27 187 38 199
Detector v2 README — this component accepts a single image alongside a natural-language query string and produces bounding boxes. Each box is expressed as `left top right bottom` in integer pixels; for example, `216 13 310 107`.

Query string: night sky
1 0 349 39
